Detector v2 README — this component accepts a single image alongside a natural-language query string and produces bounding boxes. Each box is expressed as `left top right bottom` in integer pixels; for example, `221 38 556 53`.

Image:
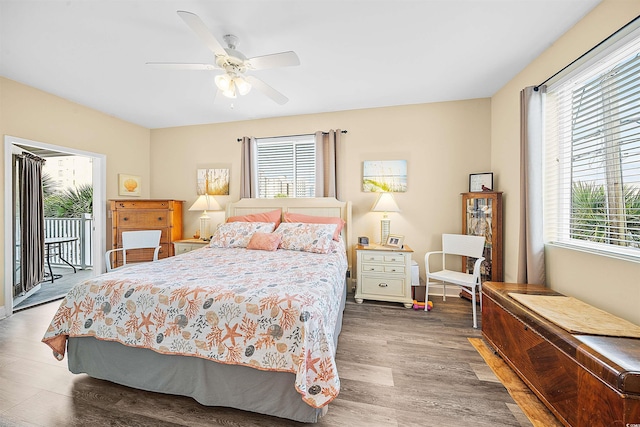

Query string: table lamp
371 192 401 244
188 195 221 240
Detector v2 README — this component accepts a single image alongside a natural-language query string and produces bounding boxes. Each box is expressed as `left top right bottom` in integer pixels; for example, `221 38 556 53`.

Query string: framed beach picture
197 168 230 195
118 174 141 196
362 160 407 192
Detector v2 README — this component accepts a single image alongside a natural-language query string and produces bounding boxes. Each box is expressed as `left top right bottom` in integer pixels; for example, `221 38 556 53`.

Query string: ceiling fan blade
146 62 218 71
245 75 289 105
176 11 227 57
248 51 300 70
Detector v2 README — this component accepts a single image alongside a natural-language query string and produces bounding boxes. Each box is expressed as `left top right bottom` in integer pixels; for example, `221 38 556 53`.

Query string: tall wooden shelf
461 192 503 297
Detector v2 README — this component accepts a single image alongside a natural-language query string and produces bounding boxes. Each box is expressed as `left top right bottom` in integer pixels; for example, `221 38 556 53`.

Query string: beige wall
151 99 492 284
0 77 151 309
491 0 640 323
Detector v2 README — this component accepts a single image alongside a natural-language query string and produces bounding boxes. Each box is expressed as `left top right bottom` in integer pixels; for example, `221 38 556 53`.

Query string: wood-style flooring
0 295 536 426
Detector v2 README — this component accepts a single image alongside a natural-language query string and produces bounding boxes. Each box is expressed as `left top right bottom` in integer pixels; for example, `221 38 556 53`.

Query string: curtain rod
236 129 347 142
16 152 46 163
534 15 640 91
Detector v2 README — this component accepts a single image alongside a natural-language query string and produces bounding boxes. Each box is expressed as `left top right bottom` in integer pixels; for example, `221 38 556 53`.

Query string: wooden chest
108 199 183 268
482 282 640 427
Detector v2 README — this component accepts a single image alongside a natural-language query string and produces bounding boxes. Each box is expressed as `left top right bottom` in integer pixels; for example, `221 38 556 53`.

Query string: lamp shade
189 194 222 212
189 195 221 241
371 192 401 213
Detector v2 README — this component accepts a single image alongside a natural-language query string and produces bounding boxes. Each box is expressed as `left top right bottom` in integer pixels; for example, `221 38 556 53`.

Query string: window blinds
544 25 640 258
255 135 316 198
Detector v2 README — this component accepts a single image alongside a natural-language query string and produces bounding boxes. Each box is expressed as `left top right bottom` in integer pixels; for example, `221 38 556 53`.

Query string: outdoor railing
44 213 93 269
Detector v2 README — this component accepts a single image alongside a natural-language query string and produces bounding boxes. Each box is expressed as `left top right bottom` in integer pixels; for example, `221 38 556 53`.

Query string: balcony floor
13 266 95 312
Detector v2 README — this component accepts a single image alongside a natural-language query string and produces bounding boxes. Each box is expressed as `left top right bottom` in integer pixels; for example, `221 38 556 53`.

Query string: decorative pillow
247 232 282 251
283 212 345 241
210 222 276 248
226 209 282 227
274 223 338 254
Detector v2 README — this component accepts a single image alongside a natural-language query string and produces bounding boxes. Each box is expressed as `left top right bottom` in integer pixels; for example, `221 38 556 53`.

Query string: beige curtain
239 136 257 198
518 86 546 285
18 153 46 293
314 129 343 199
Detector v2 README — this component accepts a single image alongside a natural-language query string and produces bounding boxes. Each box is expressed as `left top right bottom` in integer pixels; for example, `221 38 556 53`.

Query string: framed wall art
362 160 407 192
197 168 230 195
118 174 141 196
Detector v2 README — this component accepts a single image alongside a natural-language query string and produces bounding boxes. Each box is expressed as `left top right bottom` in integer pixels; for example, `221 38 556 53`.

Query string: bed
42 197 352 423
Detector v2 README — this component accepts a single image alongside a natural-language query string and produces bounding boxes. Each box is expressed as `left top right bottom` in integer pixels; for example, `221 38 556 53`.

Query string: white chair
424 234 486 328
105 230 162 272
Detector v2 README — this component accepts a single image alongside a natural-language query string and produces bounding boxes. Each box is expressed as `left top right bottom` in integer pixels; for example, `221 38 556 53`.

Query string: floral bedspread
42 242 348 408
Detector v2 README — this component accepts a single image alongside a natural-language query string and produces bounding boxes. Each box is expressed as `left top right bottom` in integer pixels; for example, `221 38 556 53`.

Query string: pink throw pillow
283 212 345 241
247 232 282 251
226 209 282 227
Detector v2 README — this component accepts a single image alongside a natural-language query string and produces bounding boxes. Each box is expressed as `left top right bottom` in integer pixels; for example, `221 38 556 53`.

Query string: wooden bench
482 282 640 427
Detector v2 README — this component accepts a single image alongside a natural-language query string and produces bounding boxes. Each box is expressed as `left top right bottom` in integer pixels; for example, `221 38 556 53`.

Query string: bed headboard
226 197 353 274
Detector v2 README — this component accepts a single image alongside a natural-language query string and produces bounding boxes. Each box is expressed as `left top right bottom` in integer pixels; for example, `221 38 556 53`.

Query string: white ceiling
0 0 601 130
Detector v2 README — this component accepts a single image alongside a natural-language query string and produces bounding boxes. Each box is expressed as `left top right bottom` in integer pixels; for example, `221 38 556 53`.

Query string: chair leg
443 283 447 301
471 287 477 329
424 279 430 311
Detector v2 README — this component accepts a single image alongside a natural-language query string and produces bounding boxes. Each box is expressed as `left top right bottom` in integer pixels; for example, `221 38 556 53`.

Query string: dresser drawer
117 211 170 228
113 201 173 210
360 275 406 297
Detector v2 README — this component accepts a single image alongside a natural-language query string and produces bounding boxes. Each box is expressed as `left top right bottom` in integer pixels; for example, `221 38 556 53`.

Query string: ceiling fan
147 10 300 104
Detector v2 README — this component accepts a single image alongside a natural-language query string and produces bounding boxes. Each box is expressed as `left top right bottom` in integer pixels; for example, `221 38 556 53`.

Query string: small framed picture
118 174 141 196
385 234 404 249
469 172 493 192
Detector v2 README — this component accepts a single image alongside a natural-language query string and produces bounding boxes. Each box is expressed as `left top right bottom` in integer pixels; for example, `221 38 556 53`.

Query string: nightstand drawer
173 240 209 255
361 254 384 263
361 264 384 273
360 276 406 297
384 255 405 263
384 265 405 274
175 244 197 255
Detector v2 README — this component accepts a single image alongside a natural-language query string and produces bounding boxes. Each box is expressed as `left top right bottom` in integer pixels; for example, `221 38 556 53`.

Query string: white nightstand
354 244 414 308
173 238 209 255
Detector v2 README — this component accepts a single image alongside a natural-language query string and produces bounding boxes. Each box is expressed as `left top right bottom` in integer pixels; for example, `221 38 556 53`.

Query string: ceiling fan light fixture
222 86 237 98
235 76 251 96
214 73 233 92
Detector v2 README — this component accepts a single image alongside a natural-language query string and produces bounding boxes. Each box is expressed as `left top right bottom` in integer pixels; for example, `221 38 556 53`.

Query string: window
544 24 640 259
255 135 316 198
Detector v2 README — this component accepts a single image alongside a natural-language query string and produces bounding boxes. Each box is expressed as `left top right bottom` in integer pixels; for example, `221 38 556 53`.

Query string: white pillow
274 222 337 254
209 222 276 248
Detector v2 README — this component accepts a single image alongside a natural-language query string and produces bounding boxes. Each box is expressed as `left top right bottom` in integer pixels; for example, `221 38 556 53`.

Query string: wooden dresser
482 282 640 427
108 199 183 269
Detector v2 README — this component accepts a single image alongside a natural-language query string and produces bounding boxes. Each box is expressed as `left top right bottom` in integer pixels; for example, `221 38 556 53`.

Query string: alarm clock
358 236 369 245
